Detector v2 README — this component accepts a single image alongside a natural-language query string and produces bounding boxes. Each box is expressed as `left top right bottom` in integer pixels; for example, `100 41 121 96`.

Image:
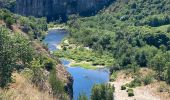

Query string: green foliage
158 82 170 93
0 9 48 40
49 66 65 98
54 48 115 67
78 93 88 100
110 71 117 82
0 26 16 87
18 16 47 40
0 0 16 10
0 26 37 87
14 34 34 67
5 15 15 27
121 85 126 90
150 52 166 80
127 89 134 97
0 9 16 27
67 0 170 84
141 15 170 27
43 56 55 71
0 8 68 98
126 77 142 88
70 63 98 69
30 59 45 89
167 26 170 33
142 74 154 85
91 84 114 100
165 62 170 84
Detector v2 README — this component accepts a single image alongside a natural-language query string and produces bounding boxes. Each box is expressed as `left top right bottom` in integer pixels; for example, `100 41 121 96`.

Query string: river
43 29 110 100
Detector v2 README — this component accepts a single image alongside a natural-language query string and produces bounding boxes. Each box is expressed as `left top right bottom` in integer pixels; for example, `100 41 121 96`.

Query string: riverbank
54 44 115 68
69 59 106 69
60 58 105 69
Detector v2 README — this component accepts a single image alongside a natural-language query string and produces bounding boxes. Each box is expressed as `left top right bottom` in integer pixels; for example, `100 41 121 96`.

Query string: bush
110 71 117 81
91 84 114 100
5 16 16 27
158 83 170 93
78 93 88 100
121 85 126 90
127 88 134 97
0 27 16 88
30 59 46 89
128 91 134 97
43 57 55 71
167 26 170 33
126 77 142 88
142 74 154 85
49 70 64 93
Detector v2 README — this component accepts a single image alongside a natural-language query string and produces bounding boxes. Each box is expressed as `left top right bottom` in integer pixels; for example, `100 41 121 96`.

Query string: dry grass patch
0 73 55 100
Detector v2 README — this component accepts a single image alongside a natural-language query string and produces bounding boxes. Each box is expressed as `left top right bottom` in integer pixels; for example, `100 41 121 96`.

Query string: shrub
78 93 88 100
127 88 134 97
91 84 114 100
121 85 126 90
142 74 154 85
0 27 16 88
167 26 170 33
31 59 46 89
158 83 170 93
110 71 117 81
165 62 170 84
128 91 134 97
5 16 16 27
126 77 142 88
43 57 55 71
49 67 65 98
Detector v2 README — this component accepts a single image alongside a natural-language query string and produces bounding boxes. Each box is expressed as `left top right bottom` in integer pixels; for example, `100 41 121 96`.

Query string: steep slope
0 9 73 100
0 73 55 100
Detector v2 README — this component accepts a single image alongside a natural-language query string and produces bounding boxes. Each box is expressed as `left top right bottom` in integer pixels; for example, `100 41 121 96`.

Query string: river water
43 29 110 100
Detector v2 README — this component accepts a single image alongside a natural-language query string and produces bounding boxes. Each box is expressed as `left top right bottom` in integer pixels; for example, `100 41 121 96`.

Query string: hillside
63 0 170 99
1 0 170 100
0 9 73 100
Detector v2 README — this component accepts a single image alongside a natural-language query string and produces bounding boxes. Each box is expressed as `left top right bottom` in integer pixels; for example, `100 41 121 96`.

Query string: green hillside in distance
65 0 170 99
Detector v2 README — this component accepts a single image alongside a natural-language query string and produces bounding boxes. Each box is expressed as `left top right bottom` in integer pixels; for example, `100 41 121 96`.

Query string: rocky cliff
15 0 114 20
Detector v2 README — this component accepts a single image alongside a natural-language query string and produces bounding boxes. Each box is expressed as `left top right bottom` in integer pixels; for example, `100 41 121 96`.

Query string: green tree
165 62 170 84
151 53 166 80
91 84 114 100
78 93 88 100
14 34 34 67
135 51 147 67
30 59 45 87
5 16 15 28
0 27 16 87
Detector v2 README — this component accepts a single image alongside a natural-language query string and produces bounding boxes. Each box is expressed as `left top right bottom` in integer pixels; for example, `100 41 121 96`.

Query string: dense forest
67 0 170 84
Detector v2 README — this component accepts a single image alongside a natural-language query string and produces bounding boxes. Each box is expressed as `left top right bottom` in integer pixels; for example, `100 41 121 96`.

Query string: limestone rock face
15 0 113 20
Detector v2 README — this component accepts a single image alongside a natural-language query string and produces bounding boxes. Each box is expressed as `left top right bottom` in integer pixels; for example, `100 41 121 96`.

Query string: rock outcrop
15 0 114 20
